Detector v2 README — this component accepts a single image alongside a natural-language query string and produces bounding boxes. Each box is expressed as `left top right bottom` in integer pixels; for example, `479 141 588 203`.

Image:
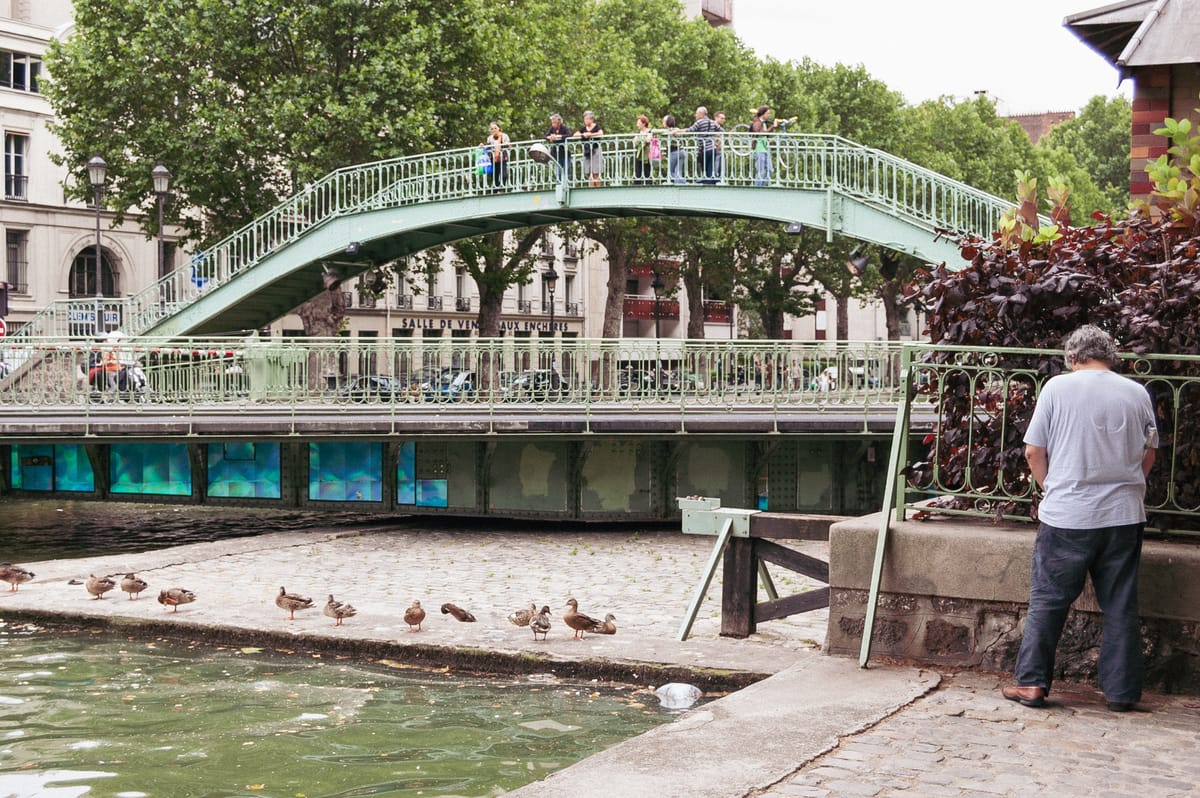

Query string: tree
451 230 545 338
1041 95 1132 217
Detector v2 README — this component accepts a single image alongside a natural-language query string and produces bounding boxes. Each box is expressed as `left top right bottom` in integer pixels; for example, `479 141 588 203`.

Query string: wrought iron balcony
517 299 532 314
426 295 444 311
4 174 28 201
565 302 581 316
359 295 377 309
396 294 414 310
455 297 472 312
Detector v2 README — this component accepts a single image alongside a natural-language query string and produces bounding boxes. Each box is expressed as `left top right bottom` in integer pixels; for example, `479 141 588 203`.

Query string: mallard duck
563 598 601 640
404 600 426 632
0 563 34 592
440 602 476 622
85 574 116 600
590 613 617 635
120 573 149 600
507 602 537 627
157 587 196 612
276 586 315 620
530 605 551 641
324 594 357 626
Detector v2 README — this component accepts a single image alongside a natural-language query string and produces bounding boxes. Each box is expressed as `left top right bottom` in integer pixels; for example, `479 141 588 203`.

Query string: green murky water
0 624 675 798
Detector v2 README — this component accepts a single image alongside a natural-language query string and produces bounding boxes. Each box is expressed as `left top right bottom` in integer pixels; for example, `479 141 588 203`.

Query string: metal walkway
10 134 1015 344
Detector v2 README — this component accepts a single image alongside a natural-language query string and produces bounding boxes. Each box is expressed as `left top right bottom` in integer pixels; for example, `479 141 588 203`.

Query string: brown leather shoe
1002 685 1047 708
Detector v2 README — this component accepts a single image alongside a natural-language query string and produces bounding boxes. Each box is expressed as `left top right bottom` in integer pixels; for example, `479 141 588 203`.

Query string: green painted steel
8 134 1022 344
0 335 905 421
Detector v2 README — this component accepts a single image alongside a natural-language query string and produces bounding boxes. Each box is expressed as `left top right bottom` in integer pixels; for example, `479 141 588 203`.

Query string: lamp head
87 154 108 188
543 265 559 294
321 266 342 291
151 161 171 195
847 246 870 276
650 270 665 293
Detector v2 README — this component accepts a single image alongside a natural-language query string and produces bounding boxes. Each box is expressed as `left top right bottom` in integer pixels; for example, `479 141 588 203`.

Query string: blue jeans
1014 522 1144 703
669 149 685 184
754 151 771 186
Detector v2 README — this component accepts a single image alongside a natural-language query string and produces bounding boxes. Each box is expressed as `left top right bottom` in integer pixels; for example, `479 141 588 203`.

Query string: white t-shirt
1024 368 1155 529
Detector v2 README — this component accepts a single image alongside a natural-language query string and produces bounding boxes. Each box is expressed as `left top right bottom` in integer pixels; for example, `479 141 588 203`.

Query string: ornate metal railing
6 133 1019 347
887 343 1200 534
0 336 905 413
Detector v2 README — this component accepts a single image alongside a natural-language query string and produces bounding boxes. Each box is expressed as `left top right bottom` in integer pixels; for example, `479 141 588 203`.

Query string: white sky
732 0 1131 114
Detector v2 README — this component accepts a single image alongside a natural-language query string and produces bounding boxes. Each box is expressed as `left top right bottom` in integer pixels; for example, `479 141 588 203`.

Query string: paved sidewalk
2 524 1198 797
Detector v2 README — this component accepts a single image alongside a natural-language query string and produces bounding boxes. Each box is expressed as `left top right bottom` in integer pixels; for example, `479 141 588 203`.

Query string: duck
0 563 34 592
157 587 197 612
276 586 315 620
324 594 358 627
85 574 116 600
120 573 149 600
404 600 426 632
591 613 617 635
530 605 551 641
440 602 476 622
507 602 537 627
563 598 601 640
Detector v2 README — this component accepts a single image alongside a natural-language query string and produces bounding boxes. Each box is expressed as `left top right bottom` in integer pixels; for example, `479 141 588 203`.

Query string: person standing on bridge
632 114 653 185
750 106 782 187
574 111 604 187
544 113 572 181
686 106 720 185
713 111 727 182
662 114 685 184
1003 325 1157 713
485 121 511 191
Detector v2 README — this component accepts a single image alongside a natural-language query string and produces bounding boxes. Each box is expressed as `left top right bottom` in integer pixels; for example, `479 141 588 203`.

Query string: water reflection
0 624 673 797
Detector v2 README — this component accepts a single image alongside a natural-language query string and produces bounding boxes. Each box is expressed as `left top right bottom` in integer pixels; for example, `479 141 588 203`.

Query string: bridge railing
888 343 1200 534
0 336 905 412
7 133 1015 348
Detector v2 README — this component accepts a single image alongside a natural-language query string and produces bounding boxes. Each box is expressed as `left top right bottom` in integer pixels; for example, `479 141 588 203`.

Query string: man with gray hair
1003 324 1157 712
686 106 721 184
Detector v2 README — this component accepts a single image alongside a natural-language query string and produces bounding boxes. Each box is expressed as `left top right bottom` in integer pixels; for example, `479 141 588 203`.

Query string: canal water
0 500 689 798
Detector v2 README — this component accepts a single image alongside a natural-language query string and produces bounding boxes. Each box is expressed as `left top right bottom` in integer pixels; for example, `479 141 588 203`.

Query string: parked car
424 370 476 402
503 369 566 401
339 375 406 402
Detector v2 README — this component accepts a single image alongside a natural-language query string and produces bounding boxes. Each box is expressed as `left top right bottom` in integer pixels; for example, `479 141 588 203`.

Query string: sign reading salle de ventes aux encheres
395 317 570 333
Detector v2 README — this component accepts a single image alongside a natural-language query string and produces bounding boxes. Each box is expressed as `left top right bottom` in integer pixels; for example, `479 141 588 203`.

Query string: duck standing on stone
0 563 34 592
324 594 358 627
120 573 149 600
85 574 116 600
441 602 476 622
276 586 315 620
158 587 197 612
591 613 617 635
404 600 426 632
530 605 551 641
563 598 601 640
507 602 537 627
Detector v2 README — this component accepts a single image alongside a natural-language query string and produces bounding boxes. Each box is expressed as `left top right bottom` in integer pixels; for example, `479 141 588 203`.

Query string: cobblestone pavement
5 523 1199 797
751 669 1200 798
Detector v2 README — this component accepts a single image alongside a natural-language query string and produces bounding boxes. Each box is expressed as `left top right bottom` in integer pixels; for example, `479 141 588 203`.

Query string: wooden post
721 536 757 637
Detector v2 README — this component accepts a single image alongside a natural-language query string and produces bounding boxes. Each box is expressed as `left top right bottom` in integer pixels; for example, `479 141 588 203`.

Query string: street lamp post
651 270 664 378
151 161 172 278
543 265 558 370
86 154 108 300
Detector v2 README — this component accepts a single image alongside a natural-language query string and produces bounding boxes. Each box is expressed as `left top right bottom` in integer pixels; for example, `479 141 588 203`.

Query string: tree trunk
762 309 786 339
683 265 705 339
601 239 628 339
296 290 347 389
879 280 902 341
836 294 850 342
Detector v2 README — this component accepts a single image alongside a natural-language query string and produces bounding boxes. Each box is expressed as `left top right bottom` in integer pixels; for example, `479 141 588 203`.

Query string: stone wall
827 515 1200 694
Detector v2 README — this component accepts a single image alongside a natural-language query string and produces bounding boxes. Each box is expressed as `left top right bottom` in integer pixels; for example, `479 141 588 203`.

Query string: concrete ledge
827 513 1200 693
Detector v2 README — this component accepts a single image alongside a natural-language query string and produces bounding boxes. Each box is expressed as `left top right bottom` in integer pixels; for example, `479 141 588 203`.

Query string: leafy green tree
1041 95 1132 216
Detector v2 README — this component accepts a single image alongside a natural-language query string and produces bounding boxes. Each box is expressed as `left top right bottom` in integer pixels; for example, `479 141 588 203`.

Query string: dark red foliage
911 212 1200 529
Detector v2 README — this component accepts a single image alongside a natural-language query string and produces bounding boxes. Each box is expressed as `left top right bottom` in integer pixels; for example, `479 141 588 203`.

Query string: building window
4 133 29 200
70 247 118 298
0 50 42 93
6 230 28 293
160 242 178 279
564 275 574 304
455 267 465 300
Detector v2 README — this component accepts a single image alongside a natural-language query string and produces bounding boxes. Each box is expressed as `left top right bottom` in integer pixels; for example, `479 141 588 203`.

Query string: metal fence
887 343 1200 534
0 336 905 412
6 132 1019 347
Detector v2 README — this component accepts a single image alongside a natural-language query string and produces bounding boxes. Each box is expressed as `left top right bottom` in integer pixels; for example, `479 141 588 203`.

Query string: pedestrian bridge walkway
9 133 1013 344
